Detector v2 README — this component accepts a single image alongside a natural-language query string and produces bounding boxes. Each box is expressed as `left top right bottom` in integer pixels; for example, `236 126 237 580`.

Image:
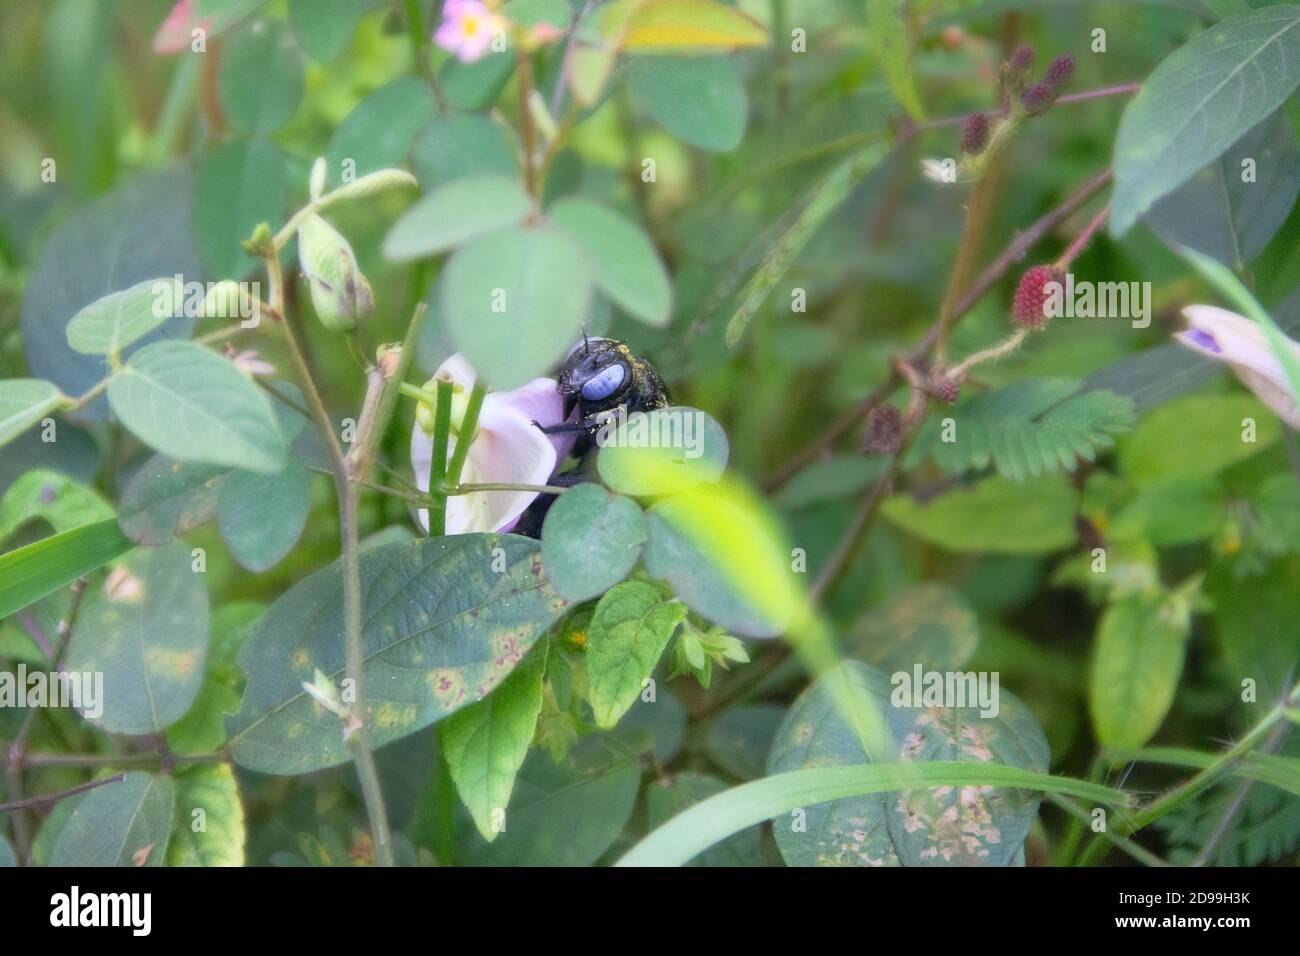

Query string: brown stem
0 774 127 813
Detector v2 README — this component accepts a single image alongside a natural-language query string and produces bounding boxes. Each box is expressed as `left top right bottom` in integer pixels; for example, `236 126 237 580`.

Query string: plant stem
444 382 486 488
0 774 127 813
1191 719 1291 866
1076 689 1294 865
426 378 454 536
445 481 568 496
948 328 1027 381
516 49 539 199
1053 202 1111 272
22 750 227 769
404 0 448 112
1045 793 1168 867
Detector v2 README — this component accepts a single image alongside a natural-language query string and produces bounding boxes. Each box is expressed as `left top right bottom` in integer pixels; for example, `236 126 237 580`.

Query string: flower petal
1177 304 1300 430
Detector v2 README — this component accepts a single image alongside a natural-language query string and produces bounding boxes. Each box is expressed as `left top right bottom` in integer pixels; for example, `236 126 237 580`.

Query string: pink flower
410 354 577 535
1176 305 1300 429
153 0 210 55
435 0 505 63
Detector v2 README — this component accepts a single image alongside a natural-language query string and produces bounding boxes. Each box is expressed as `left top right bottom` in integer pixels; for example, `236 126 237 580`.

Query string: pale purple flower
435 0 504 63
410 354 577 535
1176 304 1300 429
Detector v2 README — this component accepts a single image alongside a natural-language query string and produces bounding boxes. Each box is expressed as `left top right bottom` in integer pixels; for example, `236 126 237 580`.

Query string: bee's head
556 336 633 410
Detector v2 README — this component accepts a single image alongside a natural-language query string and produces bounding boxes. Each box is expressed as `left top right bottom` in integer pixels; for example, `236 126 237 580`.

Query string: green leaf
541 483 646 601
21 168 201 419
619 760 1127 867
1111 5 1300 236
0 835 14 867
383 174 532 261
64 541 210 735
193 138 287 280
1118 392 1278 480
912 378 1136 481
216 464 312 571
218 19 304 135
549 197 673 326
455 749 641 865
0 469 113 540
586 581 687 728
65 278 178 356
600 0 769 51
766 662 902 866
167 602 264 752
327 77 437 186
1109 476 1226 546
1146 112 1300 270
626 55 746 152
847 583 979 673
882 474 1079 554
231 535 569 774
642 483 798 638
166 764 246 866
646 773 764 865
0 379 67 451
703 704 785 780
596 406 729 496
49 773 176 867
411 113 519 191
288 0 361 61
0 519 133 620
440 223 593 389
867 0 925 120
1090 590 1194 752
439 50 516 112
108 340 288 474
440 643 548 842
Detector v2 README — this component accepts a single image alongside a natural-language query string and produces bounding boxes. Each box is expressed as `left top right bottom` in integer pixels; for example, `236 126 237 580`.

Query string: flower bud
930 371 961 404
863 404 903 455
298 213 373 332
1020 82 1055 116
1044 54 1075 90
1009 45 1035 73
414 376 472 436
1013 265 1061 330
960 112 989 155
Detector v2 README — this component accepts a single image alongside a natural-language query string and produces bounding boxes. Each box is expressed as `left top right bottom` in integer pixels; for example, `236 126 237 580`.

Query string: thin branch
0 774 127 813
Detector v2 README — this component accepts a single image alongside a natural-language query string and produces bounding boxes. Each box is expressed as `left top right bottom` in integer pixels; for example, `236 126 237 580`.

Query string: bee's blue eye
581 363 627 401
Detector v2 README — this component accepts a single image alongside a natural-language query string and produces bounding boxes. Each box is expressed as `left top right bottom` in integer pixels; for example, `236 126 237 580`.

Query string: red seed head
1020 82 1055 115
1044 54 1075 90
930 373 961 404
960 112 989 155
1009 45 1035 73
863 404 903 455
1013 265 1061 330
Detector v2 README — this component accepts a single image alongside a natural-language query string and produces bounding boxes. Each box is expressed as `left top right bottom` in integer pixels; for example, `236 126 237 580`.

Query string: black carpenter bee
514 336 670 537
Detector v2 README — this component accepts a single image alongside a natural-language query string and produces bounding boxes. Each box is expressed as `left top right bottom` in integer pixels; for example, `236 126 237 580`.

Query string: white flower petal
1177 304 1300 430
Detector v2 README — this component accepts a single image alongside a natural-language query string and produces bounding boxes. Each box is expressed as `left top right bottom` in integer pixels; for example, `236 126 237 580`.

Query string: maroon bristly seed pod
930 372 961 404
1013 265 1061 330
1009 45 1035 74
863 404 903 455
1044 54 1075 91
1020 82 1055 116
960 112 990 155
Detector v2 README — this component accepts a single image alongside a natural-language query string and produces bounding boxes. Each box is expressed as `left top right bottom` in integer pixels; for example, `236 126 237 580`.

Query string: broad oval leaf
596 406 728 496
704 703 785 780
65 278 179 356
166 764 246 866
439 642 548 841
626 55 747 152
64 541 211 735
0 469 114 539
411 113 519 190
49 773 176 867
20 168 201 418
288 0 361 61
193 138 288 281
1089 590 1193 752
1146 111 1300 270
541 483 646 601
231 535 570 774
550 197 673 325
867 0 925 120
848 583 979 673
218 19 304 135
586 580 687 728
107 340 288 474
326 76 437 187
383 174 532 261
0 379 66 451
440 223 593 389
1111 5 1300 236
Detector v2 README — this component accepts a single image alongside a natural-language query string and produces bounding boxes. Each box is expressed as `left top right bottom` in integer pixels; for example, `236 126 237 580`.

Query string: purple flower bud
864 404 903 455
960 112 990 155
1020 82 1055 116
1044 54 1075 90
1009 45 1035 73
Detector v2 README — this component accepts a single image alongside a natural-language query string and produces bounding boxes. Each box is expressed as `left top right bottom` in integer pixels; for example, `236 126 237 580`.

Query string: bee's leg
531 420 588 435
547 472 590 488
